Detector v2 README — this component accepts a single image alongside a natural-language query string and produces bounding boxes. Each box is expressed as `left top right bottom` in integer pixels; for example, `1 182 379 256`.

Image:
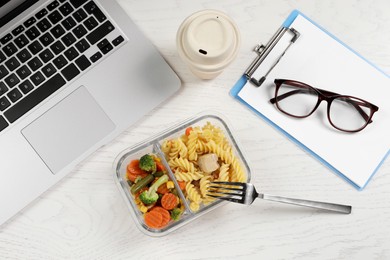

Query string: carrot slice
126 170 148 182
126 159 148 182
151 206 170 227
161 193 179 210
157 183 170 194
185 127 193 136
156 160 166 171
144 210 163 229
177 181 186 191
127 160 148 175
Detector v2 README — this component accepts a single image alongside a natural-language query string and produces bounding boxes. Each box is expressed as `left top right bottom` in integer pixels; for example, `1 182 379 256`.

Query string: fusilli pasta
161 121 247 212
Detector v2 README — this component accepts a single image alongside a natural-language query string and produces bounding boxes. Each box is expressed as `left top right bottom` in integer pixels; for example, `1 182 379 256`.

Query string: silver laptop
0 0 181 226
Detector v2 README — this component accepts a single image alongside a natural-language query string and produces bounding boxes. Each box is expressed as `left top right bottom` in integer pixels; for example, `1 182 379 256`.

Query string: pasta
218 163 230 182
169 157 196 173
174 169 203 182
161 121 247 212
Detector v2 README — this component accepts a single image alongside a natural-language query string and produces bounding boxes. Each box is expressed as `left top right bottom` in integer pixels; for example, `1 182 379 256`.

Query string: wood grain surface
0 0 389 259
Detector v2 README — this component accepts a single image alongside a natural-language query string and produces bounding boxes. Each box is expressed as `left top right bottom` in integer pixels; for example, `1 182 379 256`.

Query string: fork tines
207 181 246 204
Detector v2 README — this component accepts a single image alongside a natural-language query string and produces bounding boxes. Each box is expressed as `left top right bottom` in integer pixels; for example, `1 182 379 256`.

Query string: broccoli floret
139 154 156 173
170 207 182 221
139 175 168 205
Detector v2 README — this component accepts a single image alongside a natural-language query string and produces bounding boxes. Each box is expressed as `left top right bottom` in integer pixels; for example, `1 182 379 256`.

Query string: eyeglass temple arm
270 88 373 123
270 89 304 104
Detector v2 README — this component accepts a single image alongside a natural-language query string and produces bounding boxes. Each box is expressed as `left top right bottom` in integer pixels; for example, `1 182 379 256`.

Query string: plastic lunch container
113 112 251 236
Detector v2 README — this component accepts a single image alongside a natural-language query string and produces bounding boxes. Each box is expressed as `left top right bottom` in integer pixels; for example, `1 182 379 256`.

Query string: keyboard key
75 55 91 71
53 54 68 69
47 1 60 11
1 33 13 44
62 16 77 30
75 38 90 53
64 46 79 61
24 17 37 28
61 63 80 81
69 0 88 9
90 51 102 63
39 32 54 46
12 25 25 36
61 32 76 46
97 38 112 54
72 24 87 38
30 71 45 86
14 34 29 48
36 8 48 20
26 26 41 40
4 73 66 123
0 50 6 63
51 24 66 38
89 51 103 62
39 49 54 63
19 80 34 94
0 96 11 111
7 88 22 103
83 16 98 31
0 65 9 80
0 116 9 132
112 35 124 46
50 40 65 55
73 8 87 22
5 57 21 71
93 12 107 24
48 10 63 25
37 18 52 32
27 40 43 55
84 1 106 22
59 2 74 16
86 20 115 45
3 42 18 57
5 73 20 88
16 48 32 63
0 82 8 95
42 63 57 77
16 65 32 80
83 1 97 14
27 57 43 71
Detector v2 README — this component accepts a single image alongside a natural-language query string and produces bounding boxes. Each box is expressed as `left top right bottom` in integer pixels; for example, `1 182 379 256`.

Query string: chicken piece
197 153 219 173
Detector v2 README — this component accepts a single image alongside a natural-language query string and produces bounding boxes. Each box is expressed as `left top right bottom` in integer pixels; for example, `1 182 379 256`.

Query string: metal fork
207 182 352 214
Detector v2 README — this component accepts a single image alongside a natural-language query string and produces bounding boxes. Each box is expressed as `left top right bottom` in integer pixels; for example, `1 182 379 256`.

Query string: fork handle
260 194 352 214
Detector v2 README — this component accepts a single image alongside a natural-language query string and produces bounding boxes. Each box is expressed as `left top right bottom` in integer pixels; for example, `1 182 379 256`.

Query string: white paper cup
177 10 240 79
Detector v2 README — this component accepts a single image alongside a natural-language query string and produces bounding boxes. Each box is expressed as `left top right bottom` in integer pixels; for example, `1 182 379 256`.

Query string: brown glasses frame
270 79 379 133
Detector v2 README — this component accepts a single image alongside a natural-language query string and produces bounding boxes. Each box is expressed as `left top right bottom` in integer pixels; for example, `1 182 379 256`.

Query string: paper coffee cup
176 10 240 79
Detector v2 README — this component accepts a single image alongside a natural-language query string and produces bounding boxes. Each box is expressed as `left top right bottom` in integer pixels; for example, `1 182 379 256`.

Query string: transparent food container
113 112 251 236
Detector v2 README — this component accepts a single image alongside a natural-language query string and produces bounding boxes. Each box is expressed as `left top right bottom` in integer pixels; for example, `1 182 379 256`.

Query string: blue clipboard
230 10 390 190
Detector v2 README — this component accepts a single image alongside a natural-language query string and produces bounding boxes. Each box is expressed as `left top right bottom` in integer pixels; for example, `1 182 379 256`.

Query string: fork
207 182 352 214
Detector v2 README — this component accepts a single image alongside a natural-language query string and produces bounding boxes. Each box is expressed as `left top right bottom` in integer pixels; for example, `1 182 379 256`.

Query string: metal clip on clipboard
245 27 300 87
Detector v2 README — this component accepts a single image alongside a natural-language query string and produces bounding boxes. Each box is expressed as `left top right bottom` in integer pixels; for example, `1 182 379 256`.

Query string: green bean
153 171 164 177
130 174 154 194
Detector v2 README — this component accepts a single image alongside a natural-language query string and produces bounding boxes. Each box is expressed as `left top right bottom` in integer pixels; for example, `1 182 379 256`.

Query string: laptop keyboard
0 0 125 132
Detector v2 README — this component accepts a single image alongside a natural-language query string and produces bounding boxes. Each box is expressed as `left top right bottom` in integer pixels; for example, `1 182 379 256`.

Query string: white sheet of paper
237 14 390 189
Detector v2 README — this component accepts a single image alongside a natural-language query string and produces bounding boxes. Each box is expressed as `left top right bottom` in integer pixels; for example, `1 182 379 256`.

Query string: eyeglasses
270 79 379 132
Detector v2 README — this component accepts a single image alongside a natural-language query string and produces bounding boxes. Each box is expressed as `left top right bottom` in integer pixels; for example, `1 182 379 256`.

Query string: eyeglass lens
329 97 371 131
275 82 319 117
275 81 372 131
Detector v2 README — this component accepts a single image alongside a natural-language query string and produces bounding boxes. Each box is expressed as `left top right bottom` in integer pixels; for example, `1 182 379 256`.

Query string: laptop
0 0 181 226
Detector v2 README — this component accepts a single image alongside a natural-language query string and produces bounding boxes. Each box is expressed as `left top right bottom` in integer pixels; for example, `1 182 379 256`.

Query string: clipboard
230 10 390 190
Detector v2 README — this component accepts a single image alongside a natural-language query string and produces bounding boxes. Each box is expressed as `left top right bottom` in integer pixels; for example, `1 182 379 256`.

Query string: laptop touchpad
22 86 115 174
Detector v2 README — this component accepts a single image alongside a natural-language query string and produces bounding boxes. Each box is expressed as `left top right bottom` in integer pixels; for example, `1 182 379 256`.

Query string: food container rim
112 110 252 236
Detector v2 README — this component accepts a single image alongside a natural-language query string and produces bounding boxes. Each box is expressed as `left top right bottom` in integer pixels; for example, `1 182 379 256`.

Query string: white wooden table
1 0 389 259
